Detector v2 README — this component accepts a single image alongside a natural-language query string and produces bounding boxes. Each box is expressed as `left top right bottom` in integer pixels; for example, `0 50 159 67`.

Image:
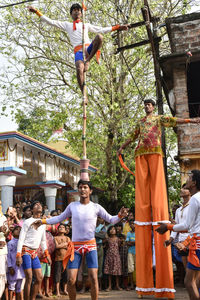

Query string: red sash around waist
74 44 101 64
62 239 96 270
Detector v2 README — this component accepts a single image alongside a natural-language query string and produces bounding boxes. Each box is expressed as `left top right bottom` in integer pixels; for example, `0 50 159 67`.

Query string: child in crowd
38 230 55 297
122 211 134 236
7 226 25 300
126 219 135 290
54 224 70 296
104 225 122 291
115 223 129 290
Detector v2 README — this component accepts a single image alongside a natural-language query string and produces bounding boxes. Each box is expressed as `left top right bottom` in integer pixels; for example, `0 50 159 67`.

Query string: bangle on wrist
184 119 190 123
36 10 43 17
41 219 47 224
112 25 120 31
118 213 123 219
166 224 174 231
16 252 21 258
44 249 49 257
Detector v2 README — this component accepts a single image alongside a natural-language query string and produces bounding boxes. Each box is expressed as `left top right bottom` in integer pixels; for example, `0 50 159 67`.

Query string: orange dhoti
135 154 175 298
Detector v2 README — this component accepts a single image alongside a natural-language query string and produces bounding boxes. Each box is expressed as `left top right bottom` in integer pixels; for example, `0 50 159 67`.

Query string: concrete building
0 131 97 213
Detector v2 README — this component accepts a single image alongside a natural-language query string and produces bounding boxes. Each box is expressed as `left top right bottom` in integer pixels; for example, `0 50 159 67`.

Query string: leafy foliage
0 0 198 207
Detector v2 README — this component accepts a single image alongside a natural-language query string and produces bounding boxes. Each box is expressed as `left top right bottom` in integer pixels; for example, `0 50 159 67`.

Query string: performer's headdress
70 3 82 14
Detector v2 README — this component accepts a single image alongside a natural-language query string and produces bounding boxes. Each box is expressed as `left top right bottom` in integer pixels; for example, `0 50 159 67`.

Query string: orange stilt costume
129 113 177 298
118 101 178 298
135 154 174 298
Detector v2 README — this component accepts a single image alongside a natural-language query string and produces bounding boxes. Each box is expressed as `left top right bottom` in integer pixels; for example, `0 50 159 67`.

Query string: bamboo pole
80 0 90 181
82 0 87 160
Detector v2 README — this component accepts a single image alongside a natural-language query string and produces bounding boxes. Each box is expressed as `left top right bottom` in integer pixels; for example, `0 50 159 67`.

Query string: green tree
0 0 196 207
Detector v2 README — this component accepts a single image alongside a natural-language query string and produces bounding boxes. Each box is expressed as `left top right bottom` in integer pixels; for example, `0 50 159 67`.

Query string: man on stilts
118 99 200 298
28 3 129 95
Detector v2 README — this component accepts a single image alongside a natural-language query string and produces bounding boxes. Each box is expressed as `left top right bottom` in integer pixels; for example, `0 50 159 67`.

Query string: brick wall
166 13 200 53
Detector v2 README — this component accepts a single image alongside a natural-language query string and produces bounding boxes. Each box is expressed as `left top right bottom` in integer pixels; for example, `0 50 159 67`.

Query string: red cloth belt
22 246 38 259
62 239 96 270
74 44 101 64
188 234 200 267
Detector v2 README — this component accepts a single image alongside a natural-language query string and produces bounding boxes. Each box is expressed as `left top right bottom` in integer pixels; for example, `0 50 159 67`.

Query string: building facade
0 131 97 213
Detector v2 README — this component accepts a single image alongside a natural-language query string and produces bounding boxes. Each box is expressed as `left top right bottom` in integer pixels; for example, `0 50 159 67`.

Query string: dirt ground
43 286 189 299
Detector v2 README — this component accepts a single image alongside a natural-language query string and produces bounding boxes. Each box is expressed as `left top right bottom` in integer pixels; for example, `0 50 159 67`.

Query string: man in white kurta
16 201 50 300
156 170 200 300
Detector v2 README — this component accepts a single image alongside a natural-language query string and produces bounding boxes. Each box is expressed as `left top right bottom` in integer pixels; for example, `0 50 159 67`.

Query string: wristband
112 25 120 31
44 249 49 257
118 212 123 219
16 252 21 258
166 224 174 231
184 119 190 123
36 10 43 17
41 219 47 224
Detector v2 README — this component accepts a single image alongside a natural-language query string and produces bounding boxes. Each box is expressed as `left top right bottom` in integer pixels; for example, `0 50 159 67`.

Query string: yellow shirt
130 115 177 157
123 222 131 237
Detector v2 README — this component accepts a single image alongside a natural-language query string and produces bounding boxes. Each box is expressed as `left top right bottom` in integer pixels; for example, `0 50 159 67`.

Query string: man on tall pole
27 3 129 94
117 99 200 298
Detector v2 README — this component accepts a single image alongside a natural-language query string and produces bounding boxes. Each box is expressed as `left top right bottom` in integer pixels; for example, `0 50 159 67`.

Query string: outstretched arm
27 6 69 32
97 204 129 224
176 117 200 124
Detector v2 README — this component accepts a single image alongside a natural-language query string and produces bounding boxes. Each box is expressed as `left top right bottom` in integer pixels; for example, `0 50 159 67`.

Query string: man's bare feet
55 293 61 297
63 291 68 295
45 292 51 297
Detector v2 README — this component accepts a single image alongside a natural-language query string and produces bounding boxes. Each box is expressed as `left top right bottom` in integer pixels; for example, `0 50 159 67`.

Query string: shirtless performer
27 3 129 94
35 179 128 300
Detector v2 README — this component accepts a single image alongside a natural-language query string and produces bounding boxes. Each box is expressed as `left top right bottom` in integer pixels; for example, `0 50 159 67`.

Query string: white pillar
43 187 57 212
0 175 16 213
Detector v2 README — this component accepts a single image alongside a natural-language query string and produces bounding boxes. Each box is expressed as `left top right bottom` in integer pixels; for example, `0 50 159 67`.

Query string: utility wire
0 0 37 9
121 52 145 102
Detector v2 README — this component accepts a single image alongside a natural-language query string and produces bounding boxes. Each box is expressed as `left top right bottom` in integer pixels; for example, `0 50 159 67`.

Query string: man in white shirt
156 170 200 300
16 201 50 300
164 187 190 269
27 3 129 94
35 179 128 300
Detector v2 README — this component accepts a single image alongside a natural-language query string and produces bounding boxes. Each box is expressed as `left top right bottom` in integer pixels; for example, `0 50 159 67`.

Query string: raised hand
119 206 129 218
155 223 168 234
27 6 37 13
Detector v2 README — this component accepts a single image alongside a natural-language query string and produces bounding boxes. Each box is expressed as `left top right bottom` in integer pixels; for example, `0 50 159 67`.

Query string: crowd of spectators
0 196 188 300
0 202 136 299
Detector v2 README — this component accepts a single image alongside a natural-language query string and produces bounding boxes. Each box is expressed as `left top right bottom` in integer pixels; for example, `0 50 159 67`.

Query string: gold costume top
130 115 177 157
